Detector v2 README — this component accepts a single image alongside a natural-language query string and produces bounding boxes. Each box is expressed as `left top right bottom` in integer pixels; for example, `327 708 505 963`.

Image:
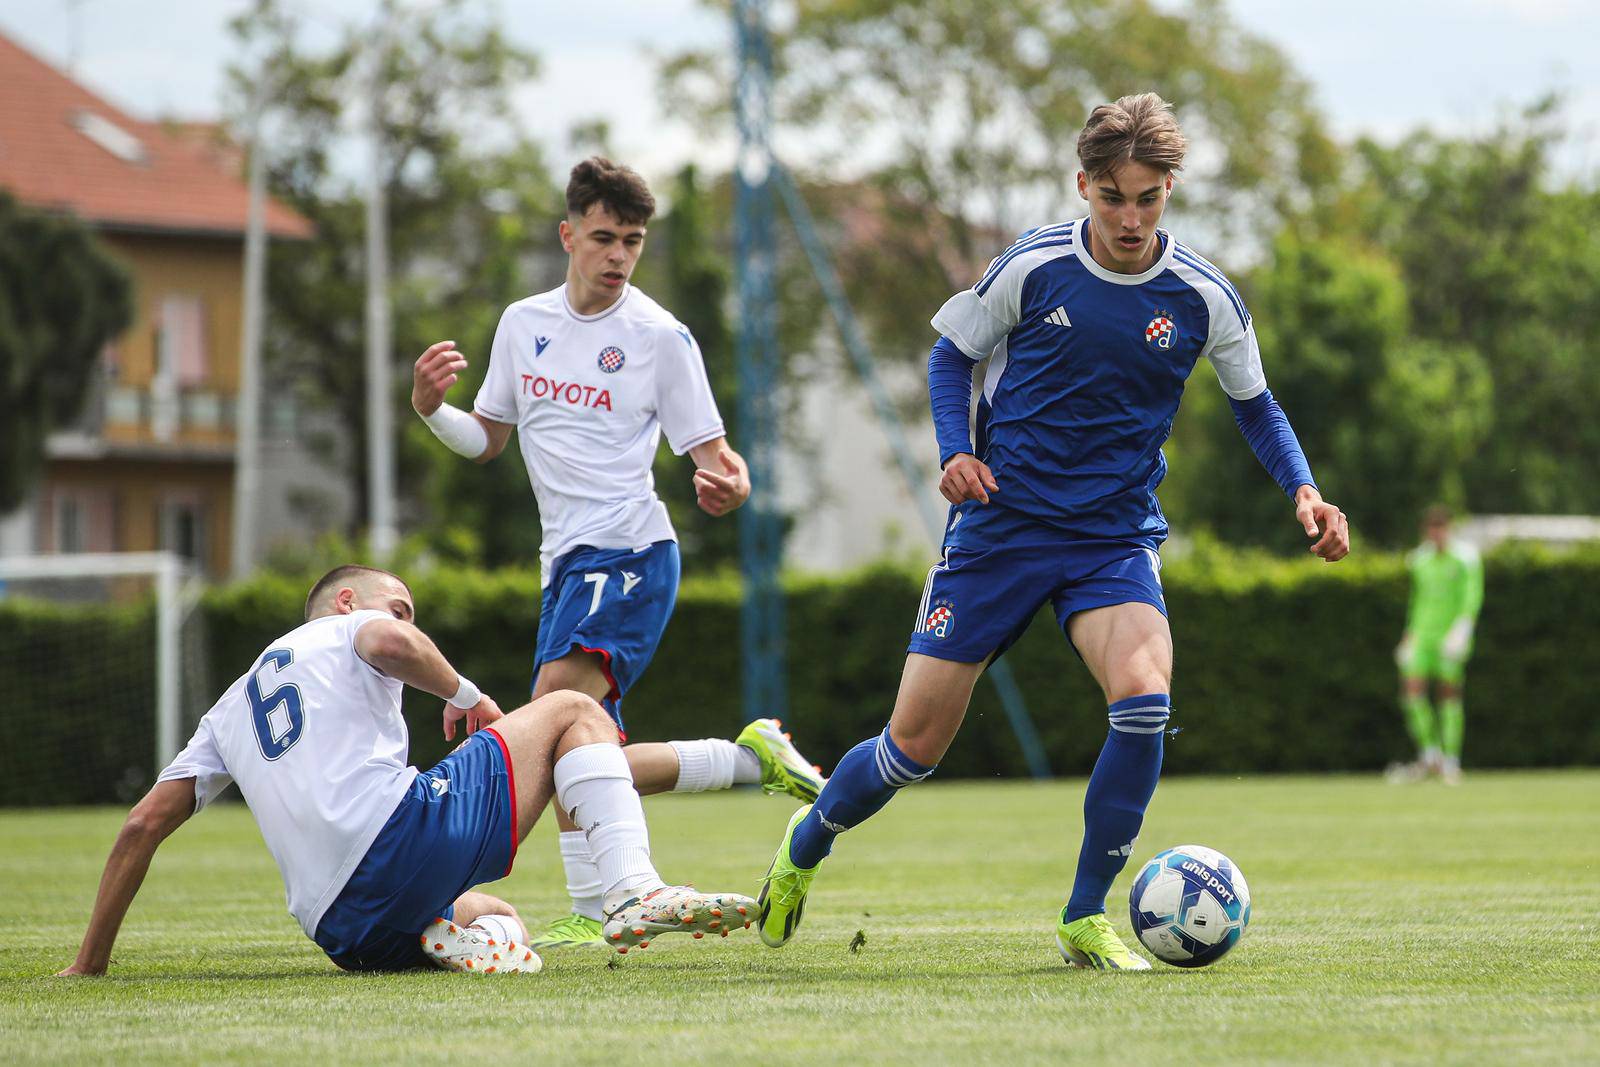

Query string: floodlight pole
733 0 786 723
771 164 1052 779
365 4 398 560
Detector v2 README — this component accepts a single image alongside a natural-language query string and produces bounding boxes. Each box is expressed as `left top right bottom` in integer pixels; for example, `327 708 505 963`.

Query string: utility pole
232 75 269 581
365 2 397 559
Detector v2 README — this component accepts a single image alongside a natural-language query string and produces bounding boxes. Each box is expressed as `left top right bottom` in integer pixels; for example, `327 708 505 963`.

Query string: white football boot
419 917 542 974
600 886 757 954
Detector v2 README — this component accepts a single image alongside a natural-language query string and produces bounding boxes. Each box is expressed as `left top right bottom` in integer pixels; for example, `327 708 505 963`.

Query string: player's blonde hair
1076 93 1188 180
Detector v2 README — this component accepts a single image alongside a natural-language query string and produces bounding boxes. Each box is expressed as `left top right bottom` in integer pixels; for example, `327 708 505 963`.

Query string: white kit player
57 565 756 976
412 158 824 950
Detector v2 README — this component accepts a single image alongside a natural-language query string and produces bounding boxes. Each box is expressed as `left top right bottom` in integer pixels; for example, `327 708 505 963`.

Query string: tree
1164 232 1492 549
1342 103 1600 517
226 0 562 539
646 164 741 569
663 0 1340 365
0 192 132 510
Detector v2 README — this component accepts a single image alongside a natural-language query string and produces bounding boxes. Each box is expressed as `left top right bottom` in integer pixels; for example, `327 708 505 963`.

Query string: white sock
468 913 525 945
553 744 664 909
670 738 762 791
558 831 605 921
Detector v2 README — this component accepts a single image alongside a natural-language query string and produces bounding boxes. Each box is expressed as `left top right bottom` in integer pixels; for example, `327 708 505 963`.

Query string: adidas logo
1044 306 1072 328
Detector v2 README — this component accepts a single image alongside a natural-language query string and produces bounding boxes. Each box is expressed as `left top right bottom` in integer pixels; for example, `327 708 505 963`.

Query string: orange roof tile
0 32 312 240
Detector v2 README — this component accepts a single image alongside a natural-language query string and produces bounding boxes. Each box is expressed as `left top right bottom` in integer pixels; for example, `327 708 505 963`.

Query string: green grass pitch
3 771 1597 1065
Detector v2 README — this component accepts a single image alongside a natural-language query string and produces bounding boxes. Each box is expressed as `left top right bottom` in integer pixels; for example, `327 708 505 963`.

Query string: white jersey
157 610 417 938
473 283 725 579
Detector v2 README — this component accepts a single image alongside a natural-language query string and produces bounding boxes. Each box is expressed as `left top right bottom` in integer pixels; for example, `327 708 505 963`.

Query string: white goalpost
0 551 204 787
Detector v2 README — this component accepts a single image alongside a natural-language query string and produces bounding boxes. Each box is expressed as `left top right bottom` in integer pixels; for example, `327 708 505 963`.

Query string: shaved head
305 565 414 621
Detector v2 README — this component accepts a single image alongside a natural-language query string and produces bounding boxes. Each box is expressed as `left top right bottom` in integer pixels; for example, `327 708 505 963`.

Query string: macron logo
621 571 642 595
431 778 450 797
534 336 551 356
1044 306 1072 328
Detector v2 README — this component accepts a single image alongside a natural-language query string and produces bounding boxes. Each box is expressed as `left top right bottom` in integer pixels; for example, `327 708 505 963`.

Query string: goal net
0 552 209 807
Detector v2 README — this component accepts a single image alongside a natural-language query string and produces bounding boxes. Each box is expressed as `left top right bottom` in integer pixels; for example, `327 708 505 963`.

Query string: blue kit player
755 93 1351 969
413 158 824 950
58 565 755 978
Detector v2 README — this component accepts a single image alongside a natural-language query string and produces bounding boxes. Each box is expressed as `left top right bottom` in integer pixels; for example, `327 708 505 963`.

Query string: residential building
0 31 313 577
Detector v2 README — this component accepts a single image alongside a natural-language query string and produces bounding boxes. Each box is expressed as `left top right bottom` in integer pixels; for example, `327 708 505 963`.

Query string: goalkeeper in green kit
1390 506 1483 784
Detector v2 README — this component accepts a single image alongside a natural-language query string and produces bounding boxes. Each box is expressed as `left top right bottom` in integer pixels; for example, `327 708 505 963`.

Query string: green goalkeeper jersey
1405 540 1484 643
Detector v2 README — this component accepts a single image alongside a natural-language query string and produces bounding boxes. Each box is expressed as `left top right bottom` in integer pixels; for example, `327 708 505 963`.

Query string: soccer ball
1128 844 1251 968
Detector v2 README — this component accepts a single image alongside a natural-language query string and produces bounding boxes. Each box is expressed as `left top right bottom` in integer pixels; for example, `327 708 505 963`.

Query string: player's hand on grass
443 693 504 741
940 453 998 505
1295 485 1350 562
412 340 467 417
693 448 750 516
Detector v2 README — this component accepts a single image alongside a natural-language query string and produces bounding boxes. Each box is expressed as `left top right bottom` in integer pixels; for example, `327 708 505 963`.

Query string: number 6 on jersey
248 649 305 760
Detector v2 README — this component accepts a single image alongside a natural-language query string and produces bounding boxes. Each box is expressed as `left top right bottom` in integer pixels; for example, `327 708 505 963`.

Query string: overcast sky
4 0 1596 183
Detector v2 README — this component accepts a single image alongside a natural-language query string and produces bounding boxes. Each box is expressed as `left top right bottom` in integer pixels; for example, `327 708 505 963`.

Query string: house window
160 295 209 387
55 495 84 554
160 494 207 565
47 488 115 554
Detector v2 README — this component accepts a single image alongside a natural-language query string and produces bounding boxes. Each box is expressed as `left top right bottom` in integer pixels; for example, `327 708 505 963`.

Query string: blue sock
789 727 935 869
1064 694 1170 922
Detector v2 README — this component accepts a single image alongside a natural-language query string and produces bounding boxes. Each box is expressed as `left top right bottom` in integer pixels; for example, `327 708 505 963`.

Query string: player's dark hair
1077 93 1188 180
565 156 656 225
305 564 410 621
1423 504 1454 527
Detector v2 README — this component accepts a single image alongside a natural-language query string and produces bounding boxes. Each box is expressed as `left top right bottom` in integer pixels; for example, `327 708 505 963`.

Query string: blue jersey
930 216 1267 544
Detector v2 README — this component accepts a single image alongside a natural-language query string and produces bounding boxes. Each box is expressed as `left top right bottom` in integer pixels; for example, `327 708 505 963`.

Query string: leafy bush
6 544 1595 805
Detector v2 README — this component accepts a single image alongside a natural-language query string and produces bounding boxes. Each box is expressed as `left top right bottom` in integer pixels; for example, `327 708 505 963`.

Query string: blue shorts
534 540 680 734
907 501 1167 664
312 729 518 972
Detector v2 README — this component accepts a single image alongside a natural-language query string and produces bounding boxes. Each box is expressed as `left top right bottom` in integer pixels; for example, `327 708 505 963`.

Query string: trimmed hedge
5 544 1597 805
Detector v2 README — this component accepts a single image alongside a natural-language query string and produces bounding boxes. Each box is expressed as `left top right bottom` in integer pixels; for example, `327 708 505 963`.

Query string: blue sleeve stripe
1172 243 1244 304
973 224 1077 296
1173 247 1248 329
1173 247 1248 327
973 223 1075 294
975 236 1075 297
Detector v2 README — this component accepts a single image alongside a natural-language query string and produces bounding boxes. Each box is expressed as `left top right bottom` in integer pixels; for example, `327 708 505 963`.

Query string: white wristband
448 674 482 709
421 402 489 459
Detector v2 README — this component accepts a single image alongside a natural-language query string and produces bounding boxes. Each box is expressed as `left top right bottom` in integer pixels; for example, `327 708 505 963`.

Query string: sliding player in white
413 158 823 950
57 565 754 976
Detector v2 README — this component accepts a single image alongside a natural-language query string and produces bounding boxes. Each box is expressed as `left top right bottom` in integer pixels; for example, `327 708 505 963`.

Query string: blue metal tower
733 0 785 722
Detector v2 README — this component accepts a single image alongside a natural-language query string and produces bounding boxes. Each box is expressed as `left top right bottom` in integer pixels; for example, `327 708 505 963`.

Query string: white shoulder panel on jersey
1170 243 1265 401
932 224 1078 360
621 289 725 455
